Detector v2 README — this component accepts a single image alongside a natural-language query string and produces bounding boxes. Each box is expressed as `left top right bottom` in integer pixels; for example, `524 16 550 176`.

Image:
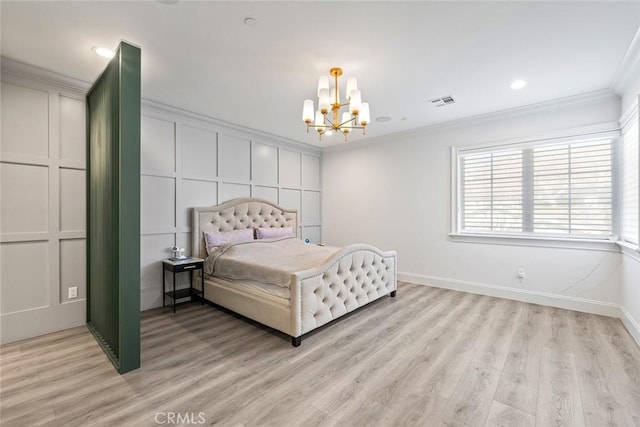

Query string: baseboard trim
0 301 86 345
620 306 640 347
398 272 620 317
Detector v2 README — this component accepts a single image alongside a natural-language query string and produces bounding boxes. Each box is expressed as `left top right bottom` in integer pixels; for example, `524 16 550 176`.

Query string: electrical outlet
517 268 525 279
68 286 78 299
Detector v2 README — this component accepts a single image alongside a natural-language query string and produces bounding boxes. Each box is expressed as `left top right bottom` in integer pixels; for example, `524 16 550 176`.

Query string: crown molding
1 57 320 156
611 26 640 96
619 98 639 132
324 89 618 154
1 56 90 94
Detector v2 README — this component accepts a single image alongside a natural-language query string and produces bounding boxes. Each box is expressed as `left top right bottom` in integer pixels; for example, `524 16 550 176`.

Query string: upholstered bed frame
192 198 397 346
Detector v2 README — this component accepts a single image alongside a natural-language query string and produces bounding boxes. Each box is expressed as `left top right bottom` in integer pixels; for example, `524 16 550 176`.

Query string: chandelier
302 67 370 141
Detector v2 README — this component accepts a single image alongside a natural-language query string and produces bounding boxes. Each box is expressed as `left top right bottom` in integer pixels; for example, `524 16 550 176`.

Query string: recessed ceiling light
91 46 115 59
375 116 392 123
510 79 527 90
244 17 257 27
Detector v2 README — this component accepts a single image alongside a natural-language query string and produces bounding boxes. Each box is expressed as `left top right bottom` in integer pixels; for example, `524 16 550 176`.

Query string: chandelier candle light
302 67 370 141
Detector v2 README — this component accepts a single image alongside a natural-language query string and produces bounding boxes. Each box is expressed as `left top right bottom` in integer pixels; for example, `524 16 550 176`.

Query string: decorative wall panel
252 143 278 184
303 154 321 190
0 68 88 345
280 188 302 214
140 233 175 291
0 163 48 234
59 95 86 162
60 239 86 303
182 125 217 180
252 186 278 203
219 134 251 182
141 116 175 173
279 149 301 187
182 180 217 228
221 182 251 200
303 191 321 225
141 176 176 230
59 168 85 232
0 82 49 158
0 241 49 313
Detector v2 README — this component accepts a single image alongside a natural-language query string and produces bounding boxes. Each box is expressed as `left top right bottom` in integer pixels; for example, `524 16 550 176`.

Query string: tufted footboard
290 244 397 342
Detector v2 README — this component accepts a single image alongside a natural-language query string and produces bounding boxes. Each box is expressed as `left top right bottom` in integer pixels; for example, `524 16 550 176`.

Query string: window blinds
621 120 639 244
533 140 612 236
461 150 523 232
460 138 613 238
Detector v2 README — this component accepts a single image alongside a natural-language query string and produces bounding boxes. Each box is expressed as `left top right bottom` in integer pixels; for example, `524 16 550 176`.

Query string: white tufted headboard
192 198 298 259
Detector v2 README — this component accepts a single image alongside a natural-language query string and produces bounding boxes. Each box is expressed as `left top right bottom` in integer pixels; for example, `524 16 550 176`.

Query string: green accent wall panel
86 41 141 374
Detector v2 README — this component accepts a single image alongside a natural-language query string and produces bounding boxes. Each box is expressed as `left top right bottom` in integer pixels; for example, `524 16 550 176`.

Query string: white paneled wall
0 76 86 344
0 59 322 341
139 107 322 310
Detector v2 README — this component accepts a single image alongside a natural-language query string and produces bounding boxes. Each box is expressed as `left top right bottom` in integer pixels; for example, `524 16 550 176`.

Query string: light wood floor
1 282 639 427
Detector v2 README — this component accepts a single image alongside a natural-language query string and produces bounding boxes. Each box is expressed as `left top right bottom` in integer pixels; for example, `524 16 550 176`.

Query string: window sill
449 233 619 252
617 241 640 260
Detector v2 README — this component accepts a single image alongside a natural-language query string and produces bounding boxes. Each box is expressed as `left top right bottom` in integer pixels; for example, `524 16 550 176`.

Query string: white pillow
204 228 254 255
255 226 294 239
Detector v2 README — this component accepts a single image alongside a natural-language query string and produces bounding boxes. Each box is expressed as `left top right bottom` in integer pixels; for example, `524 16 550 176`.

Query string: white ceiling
2 1 639 147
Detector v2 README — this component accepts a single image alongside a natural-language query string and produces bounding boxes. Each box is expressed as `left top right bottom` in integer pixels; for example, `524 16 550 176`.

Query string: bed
192 198 397 346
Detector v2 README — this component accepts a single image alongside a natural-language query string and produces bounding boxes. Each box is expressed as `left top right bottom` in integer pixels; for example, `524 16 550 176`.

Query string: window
621 119 639 244
458 137 614 239
460 150 523 232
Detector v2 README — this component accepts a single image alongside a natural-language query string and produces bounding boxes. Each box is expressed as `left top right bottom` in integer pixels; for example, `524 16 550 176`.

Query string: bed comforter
204 237 341 289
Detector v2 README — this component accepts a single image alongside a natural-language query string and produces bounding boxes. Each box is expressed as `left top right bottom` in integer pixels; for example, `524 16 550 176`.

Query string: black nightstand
162 257 205 313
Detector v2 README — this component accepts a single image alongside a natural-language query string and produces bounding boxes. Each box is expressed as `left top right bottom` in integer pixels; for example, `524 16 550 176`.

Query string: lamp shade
346 77 358 100
359 102 370 125
317 76 329 97
318 89 330 113
341 112 352 132
314 110 325 132
302 100 314 123
349 90 362 115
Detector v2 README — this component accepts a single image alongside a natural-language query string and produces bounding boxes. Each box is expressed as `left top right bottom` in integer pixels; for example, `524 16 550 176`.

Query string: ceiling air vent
430 95 455 107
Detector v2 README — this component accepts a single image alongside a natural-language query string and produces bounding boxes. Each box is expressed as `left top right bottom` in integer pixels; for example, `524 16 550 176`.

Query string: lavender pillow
255 226 294 239
204 228 254 255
